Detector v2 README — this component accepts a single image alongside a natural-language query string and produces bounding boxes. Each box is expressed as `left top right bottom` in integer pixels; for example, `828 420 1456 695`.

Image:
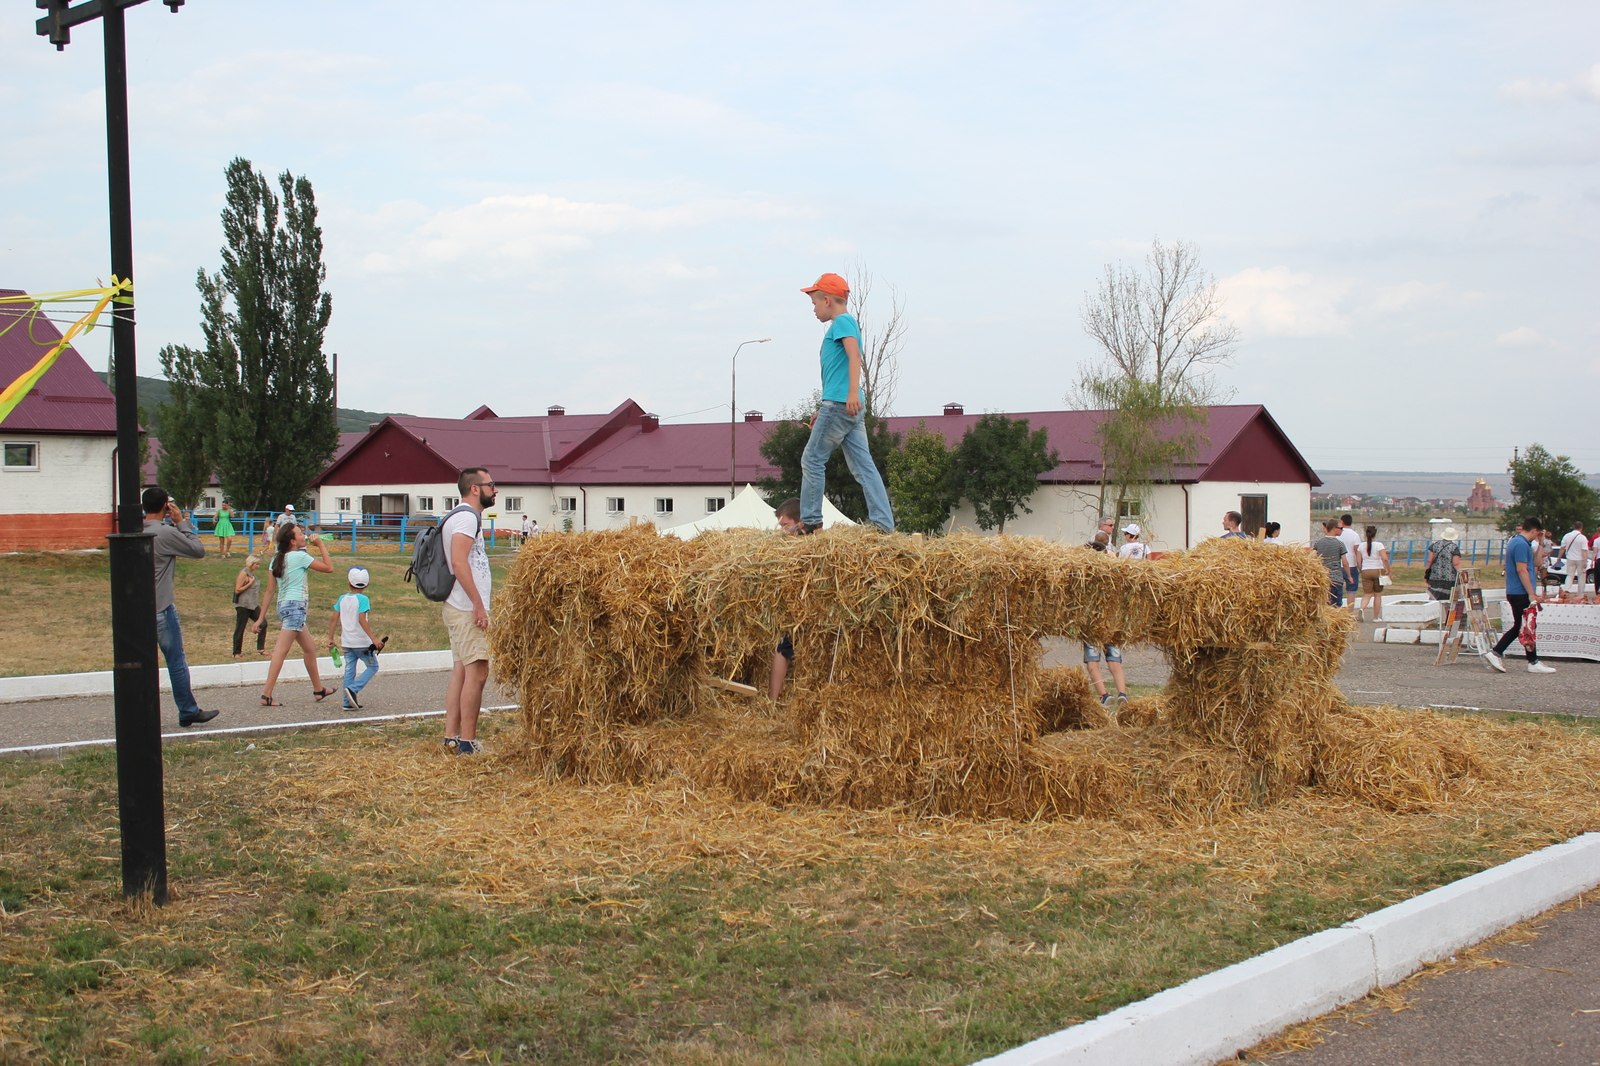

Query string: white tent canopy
660 484 854 539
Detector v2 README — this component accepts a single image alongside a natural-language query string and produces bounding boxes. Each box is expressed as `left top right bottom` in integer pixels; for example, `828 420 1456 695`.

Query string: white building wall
0 434 116 515
946 480 1312 550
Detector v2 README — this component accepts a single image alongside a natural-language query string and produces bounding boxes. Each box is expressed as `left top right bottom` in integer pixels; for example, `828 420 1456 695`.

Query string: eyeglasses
477 481 496 490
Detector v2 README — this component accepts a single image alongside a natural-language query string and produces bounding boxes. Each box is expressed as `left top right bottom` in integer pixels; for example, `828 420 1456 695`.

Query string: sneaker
1528 662 1557 674
455 739 482 756
443 736 460 754
1116 692 1129 705
1483 651 1506 673
343 689 362 711
1098 693 1112 706
178 708 219 727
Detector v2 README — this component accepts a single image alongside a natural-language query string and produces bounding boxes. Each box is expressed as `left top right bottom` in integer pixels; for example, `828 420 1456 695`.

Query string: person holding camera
253 519 338 705
143 487 220 728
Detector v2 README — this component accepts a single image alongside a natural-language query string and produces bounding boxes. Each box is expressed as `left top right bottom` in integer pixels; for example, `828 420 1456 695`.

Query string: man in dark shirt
144 487 220 727
1311 518 1347 606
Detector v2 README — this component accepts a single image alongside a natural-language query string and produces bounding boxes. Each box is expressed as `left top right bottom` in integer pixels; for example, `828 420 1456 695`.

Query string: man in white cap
276 503 298 532
1117 523 1148 560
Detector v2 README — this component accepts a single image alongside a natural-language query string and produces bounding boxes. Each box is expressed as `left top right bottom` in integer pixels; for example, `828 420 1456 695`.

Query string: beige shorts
443 604 489 664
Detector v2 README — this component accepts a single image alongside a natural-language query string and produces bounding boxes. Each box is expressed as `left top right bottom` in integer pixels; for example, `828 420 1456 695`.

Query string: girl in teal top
254 522 338 705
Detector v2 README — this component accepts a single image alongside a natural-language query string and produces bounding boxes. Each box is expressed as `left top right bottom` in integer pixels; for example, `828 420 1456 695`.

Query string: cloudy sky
2 2 1595 476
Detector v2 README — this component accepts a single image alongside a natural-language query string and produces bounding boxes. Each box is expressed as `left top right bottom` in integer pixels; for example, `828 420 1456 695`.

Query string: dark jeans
1327 581 1343 607
1492 593 1538 661
234 606 265 655
155 604 201 719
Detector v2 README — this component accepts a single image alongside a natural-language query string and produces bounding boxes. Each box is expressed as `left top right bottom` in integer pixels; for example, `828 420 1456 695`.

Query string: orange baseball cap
801 273 849 298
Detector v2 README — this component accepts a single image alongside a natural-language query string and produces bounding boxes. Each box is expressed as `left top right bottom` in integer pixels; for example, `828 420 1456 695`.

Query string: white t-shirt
1337 526 1361 566
1561 530 1588 560
1262 536 1283 545
1356 540 1387 570
1117 541 1148 560
521 515 532 536
443 508 491 613
336 592 371 648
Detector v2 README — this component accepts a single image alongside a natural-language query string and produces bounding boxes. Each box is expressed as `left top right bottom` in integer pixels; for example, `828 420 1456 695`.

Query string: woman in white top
1261 521 1284 545
1353 524 1391 622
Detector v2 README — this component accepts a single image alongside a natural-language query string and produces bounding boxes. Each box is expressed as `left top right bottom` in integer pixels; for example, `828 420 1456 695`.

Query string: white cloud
1499 64 1600 104
1371 280 1453 314
1496 326 1550 348
1216 266 1353 338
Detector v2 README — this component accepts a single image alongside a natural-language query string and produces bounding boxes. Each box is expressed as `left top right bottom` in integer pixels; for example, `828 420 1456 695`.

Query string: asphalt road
1260 895 1600 1065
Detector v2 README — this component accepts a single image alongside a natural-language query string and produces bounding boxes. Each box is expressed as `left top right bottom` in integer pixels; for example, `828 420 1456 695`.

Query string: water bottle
330 645 342 668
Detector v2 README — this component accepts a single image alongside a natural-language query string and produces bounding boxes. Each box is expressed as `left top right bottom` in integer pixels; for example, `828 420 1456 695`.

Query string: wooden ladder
1435 566 1494 665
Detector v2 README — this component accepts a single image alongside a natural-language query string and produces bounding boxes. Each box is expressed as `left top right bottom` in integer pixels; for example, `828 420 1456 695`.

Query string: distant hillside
94 373 411 435
1315 469 1600 497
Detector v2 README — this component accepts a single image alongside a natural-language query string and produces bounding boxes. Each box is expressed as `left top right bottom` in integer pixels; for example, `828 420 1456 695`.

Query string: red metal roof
0 289 117 435
316 401 1320 489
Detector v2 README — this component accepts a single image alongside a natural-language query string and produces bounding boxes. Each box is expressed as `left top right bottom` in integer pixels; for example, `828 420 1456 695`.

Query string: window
2 442 39 470
557 496 578 513
444 496 459 509
705 497 726 513
335 497 351 511
606 497 625 514
654 497 674 515
1117 500 1141 518
503 496 522 512
417 496 435 511
202 496 217 510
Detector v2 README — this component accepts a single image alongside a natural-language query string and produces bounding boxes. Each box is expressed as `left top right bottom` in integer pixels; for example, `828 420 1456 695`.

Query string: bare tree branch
848 258 907 416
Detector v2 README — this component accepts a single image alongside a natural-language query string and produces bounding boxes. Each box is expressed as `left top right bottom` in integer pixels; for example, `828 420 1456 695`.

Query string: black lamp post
36 0 185 904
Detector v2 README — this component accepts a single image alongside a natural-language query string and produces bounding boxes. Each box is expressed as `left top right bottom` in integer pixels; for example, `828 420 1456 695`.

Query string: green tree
1076 372 1207 532
947 414 1059 533
757 397 901 524
886 420 956 534
180 157 337 513
1499 444 1599 535
153 343 213 508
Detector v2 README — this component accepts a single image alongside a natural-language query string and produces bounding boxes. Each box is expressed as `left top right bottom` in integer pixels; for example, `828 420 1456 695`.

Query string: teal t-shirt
277 550 313 603
819 313 861 403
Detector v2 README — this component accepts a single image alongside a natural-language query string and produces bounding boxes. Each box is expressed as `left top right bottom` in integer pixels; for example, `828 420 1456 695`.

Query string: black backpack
405 505 480 601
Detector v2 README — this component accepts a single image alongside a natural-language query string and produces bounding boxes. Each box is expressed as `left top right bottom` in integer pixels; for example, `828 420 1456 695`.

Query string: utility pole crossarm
36 0 181 50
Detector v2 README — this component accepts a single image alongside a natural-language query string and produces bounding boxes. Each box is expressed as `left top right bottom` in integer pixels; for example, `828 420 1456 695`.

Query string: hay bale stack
493 524 1414 818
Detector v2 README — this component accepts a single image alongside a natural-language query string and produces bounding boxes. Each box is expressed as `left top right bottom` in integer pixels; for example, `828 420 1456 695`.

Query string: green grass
0 545 521 677
0 716 1592 1065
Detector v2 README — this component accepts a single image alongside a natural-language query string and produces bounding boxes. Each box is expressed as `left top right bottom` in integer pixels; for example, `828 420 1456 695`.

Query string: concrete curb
975 832 1600 1066
0 650 455 703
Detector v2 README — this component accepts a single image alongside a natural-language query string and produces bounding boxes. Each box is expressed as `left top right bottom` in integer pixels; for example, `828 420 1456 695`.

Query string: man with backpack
442 467 495 754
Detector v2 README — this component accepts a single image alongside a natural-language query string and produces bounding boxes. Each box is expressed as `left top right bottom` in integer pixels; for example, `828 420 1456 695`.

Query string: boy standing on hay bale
443 467 498 754
798 273 895 533
769 498 803 699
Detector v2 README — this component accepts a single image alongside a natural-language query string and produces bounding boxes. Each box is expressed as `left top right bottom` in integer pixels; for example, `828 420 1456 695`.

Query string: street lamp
730 338 771 501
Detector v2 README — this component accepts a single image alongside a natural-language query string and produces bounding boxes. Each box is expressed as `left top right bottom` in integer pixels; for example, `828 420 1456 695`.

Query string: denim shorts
1083 644 1123 664
278 600 308 631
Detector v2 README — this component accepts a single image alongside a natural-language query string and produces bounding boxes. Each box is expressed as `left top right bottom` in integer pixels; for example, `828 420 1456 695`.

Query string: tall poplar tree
181 157 337 513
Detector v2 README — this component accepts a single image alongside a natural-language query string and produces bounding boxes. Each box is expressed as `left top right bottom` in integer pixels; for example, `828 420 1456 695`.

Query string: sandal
259 694 283 707
313 687 339 702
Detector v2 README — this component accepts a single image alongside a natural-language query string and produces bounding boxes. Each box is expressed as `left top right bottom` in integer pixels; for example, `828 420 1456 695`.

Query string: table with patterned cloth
1499 601 1600 662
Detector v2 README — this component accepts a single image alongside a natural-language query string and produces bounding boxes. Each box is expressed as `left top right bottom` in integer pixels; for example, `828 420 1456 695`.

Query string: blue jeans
342 647 379 697
155 604 201 720
800 400 895 531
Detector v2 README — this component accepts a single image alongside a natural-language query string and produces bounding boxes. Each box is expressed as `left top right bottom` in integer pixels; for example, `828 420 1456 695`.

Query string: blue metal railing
188 510 500 554
1383 538 1507 567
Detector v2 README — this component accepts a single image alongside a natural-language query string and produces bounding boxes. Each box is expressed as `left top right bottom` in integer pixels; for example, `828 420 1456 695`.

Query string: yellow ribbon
0 279 131 427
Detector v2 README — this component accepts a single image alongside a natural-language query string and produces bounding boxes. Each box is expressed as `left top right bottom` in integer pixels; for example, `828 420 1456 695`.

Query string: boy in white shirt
1117 523 1148 560
327 566 383 710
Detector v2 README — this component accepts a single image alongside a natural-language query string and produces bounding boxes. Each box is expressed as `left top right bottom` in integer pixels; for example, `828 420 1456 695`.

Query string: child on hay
1083 532 1129 707
327 566 387 710
797 273 895 533
769 498 803 699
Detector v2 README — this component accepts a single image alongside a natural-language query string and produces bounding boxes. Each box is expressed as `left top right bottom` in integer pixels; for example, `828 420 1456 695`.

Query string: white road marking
0 704 520 757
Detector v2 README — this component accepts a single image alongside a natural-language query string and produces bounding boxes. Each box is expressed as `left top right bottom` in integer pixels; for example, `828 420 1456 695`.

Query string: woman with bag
232 553 268 657
1424 526 1464 602
1354 525 1391 622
